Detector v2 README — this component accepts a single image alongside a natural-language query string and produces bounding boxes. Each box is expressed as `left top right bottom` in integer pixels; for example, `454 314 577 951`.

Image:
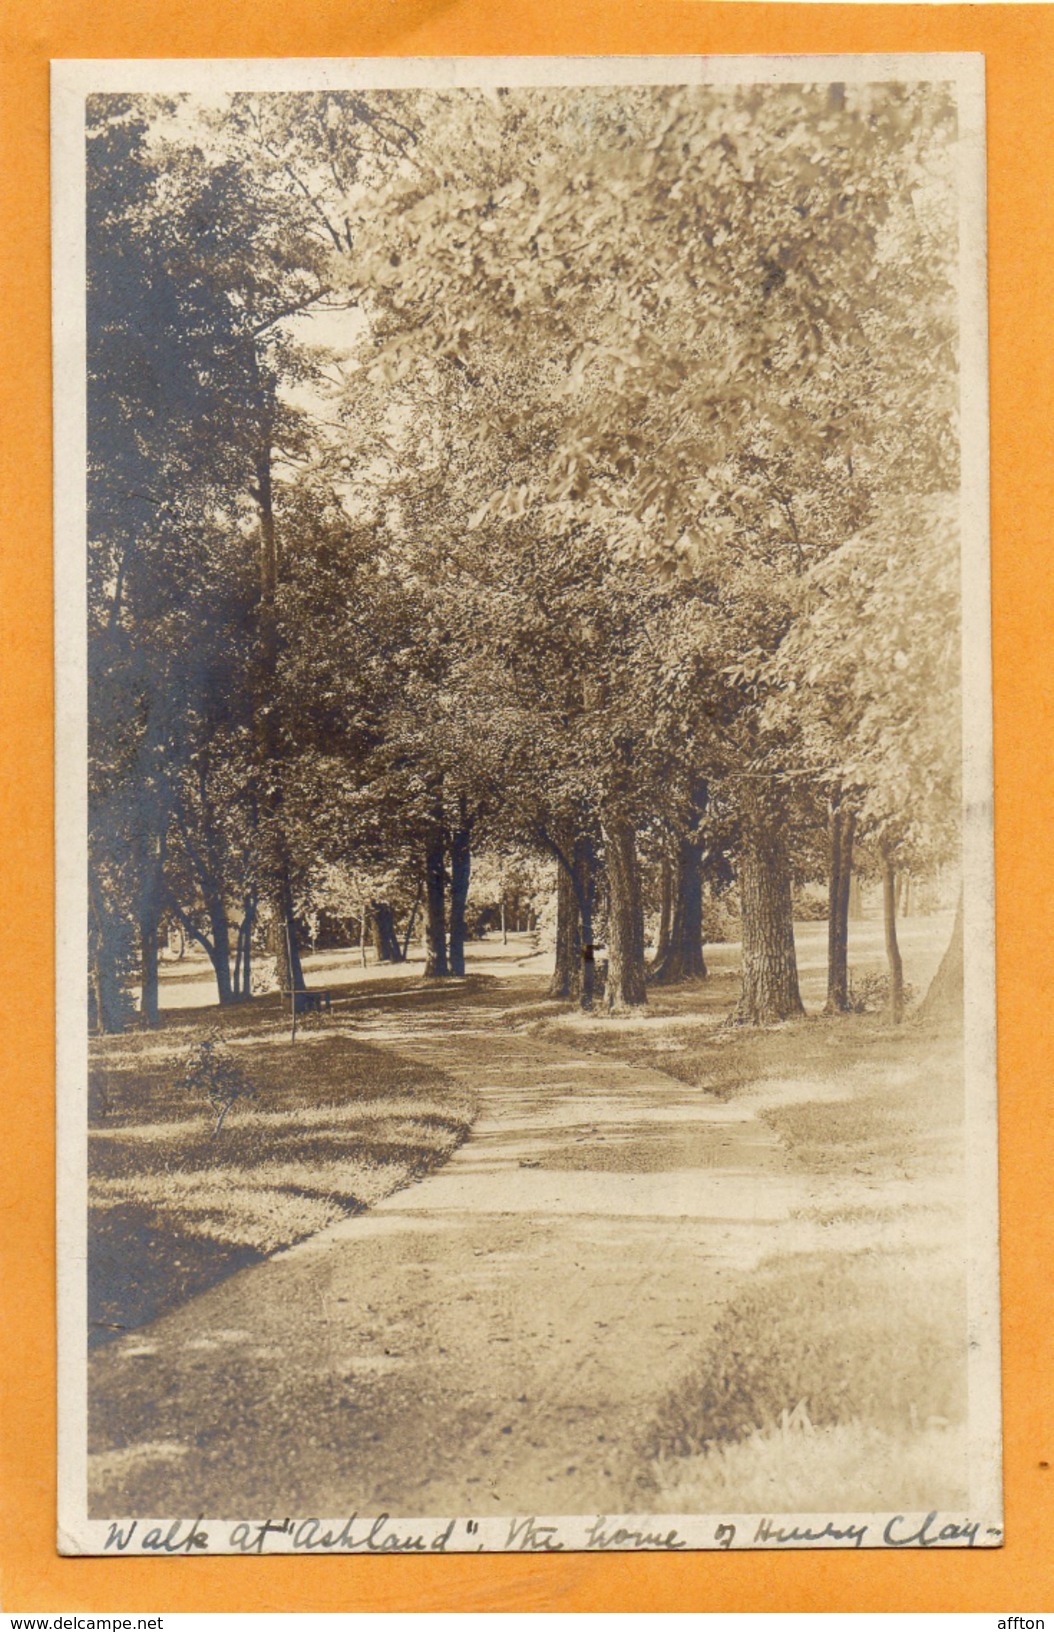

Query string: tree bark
139 907 160 1027
447 800 473 977
734 789 804 1024
572 834 598 1011
824 793 856 1014
918 888 963 1024
89 873 127 1033
232 894 255 1000
550 852 581 998
880 843 905 1023
137 827 167 1027
203 888 234 1005
423 806 449 978
654 852 674 967
370 900 402 963
602 810 647 1012
271 865 305 993
168 892 236 1007
651 835 708 984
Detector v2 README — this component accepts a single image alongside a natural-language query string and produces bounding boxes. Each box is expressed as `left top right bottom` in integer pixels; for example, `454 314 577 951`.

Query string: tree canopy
84 78 966 1029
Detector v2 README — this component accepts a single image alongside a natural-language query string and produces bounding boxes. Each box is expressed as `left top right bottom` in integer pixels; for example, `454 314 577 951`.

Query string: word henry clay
51 54 1000 1554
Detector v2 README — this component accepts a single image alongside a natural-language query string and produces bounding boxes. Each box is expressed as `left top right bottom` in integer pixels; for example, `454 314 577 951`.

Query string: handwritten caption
101 1511 1001 1556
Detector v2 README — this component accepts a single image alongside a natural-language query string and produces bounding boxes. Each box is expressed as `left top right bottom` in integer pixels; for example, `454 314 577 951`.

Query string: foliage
846 970 918 1014
179 1031 256 1136
766 493 962 861
84 81 965 1025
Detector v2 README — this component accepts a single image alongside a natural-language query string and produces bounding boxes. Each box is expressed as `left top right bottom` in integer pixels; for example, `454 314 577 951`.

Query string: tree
338 80 958 1022
84 83 963 1037
650 778 710 985
86 91 423 1023
768 494 963 1019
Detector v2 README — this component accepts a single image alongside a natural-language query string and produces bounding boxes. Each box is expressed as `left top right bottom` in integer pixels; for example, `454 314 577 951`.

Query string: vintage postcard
52 53 1000 1556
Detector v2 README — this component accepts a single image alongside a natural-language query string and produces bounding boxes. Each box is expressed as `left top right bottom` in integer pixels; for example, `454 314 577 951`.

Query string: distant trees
85 80 964 1031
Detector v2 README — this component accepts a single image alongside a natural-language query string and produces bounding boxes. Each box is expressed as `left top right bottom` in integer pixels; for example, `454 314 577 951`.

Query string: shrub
179 1031 256 1137
847 970 918 1013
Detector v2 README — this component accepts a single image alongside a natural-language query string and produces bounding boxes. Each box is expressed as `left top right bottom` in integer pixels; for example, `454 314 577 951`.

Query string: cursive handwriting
754 1516 868 1549
99 1508 991 1554
585 1517 686 1551
883 1512 981 1548
227 1514 458 1554
505 1515 565 1551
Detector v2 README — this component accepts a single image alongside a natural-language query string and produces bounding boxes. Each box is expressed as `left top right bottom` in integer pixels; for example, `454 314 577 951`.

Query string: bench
281 988 333 1015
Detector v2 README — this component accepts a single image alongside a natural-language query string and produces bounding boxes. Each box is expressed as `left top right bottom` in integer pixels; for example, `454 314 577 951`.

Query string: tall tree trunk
602 810 647 1012
735 790 804 1024
271 866 304 993
423 804 449 978
652 779 708 985
651 836 707 984
137 828 167 1027
881 842 905 1023
370 900 402 963
824 792 856 1014
89 873 126 1034
448 802 473 977
139 906 160 1027
654 852 674 967
571 834 598 1012
232 894 256 1001
918 888 963 1024
203 888 234 1005
550 851 581 999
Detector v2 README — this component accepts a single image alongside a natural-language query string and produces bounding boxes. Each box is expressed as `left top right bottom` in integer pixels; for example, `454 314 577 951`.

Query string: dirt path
89 974 828 1520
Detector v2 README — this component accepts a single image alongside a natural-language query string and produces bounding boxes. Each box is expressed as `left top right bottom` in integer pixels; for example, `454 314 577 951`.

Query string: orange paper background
1 1 1052 1612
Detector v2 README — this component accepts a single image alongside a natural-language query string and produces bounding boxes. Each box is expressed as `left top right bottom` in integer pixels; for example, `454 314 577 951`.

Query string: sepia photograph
52 53 999 1555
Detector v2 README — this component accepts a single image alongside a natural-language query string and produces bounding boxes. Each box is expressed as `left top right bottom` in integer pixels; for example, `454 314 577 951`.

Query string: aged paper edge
52 50 1001 1557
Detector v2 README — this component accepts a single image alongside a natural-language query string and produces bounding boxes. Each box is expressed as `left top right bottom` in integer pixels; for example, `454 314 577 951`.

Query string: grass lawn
655 1012 968 1513
88 994 476 1346
525 917 970 1516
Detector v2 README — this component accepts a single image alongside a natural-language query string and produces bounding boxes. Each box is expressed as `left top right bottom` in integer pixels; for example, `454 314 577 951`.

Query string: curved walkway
89 976 818 1520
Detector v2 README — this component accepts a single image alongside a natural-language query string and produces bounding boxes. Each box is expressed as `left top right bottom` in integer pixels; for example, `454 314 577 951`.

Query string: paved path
89 979 819 1519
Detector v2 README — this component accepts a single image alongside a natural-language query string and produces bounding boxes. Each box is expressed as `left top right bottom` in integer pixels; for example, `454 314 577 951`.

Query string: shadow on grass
89 1207 267 1347
88 1002 479 1347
